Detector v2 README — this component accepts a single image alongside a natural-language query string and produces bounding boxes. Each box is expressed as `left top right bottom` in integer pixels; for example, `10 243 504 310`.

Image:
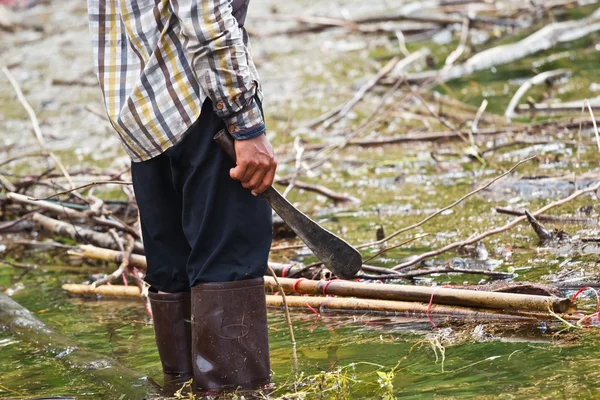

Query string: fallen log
263 277 573 313
60 284 570 322
33 213 145 254
0 293 157 398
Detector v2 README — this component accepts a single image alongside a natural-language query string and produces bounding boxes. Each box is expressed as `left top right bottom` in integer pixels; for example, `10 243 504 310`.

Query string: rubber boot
148 291 193 390
191 278 271 393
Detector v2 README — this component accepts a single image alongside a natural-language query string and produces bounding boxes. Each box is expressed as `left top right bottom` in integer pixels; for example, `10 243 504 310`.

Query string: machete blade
214 130 362 280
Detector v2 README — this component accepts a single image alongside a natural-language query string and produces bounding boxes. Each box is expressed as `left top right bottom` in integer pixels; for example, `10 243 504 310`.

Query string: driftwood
60 284 571 322
71 245 318 278
405 9 600 83
32 213 144 254
62 283 143 298
263 277 572 313
0 293 157 398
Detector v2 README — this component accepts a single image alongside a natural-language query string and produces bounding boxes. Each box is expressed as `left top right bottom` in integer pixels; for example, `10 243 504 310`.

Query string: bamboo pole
263 277 573 313
265 295 560 321
73 245 309 277
61 284 569 321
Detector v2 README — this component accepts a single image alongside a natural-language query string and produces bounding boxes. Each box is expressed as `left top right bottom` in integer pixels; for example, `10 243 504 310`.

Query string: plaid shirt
87 0 264 162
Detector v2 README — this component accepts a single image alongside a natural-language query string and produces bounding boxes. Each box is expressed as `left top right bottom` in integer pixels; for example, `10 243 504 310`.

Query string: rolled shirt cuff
223 97 266 140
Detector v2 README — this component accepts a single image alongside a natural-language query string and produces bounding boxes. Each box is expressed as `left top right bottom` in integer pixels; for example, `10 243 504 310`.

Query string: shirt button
228 124 237 132
216 101 224 110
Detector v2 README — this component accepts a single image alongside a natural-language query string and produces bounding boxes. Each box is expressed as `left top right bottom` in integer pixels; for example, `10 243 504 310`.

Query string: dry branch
505 69 571 121
276 179 359 203
32 213 144 254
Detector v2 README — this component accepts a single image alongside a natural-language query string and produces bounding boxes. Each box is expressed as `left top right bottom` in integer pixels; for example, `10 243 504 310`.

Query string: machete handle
214 129 238 162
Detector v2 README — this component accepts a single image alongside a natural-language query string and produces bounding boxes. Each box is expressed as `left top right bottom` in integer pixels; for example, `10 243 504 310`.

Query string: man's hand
230 134 277 196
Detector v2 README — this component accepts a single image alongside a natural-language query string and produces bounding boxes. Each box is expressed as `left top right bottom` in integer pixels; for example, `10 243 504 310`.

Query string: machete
214 130 362 280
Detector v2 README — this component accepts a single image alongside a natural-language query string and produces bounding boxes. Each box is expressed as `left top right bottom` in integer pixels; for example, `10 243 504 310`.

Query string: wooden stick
505 69 571 122
70 244 148 269
309 56 401 129
263 277 572 313
8 192 88 219
63 283 142 297
267 265 298 372
495 207 595 225
276 178 359 203
2 67 75 189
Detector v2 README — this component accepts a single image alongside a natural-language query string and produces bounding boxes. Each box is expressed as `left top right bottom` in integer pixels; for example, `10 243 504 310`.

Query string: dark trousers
131 100 272 293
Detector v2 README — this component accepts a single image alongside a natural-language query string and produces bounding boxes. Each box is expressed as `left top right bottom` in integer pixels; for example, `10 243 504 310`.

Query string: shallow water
2 0 600 398
1 265 600 399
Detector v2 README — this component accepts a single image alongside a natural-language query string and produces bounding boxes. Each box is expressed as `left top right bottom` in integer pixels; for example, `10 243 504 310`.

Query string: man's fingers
243 165 268 190
241 160 260 183
230 163 247 181
252 163 277 195
230 159 257 182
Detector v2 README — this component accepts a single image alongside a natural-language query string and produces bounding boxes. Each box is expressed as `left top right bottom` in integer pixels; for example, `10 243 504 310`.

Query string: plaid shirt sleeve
173 0 265 140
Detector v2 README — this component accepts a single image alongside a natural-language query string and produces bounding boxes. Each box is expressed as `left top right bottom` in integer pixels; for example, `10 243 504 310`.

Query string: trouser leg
131 149 193 388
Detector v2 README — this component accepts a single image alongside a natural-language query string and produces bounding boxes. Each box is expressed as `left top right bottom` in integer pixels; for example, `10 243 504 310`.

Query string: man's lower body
131 99 273 394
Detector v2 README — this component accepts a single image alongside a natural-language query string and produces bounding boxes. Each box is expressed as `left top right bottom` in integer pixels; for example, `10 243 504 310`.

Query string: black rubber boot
148 291 193 388
191 278 271 393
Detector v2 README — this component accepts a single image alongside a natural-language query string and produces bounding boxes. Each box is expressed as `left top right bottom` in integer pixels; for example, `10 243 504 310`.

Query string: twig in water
91 234 135 288
362 234 429 264
585 99 600 152
267 265 298 374
357 155 537 249
392 180 600 270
